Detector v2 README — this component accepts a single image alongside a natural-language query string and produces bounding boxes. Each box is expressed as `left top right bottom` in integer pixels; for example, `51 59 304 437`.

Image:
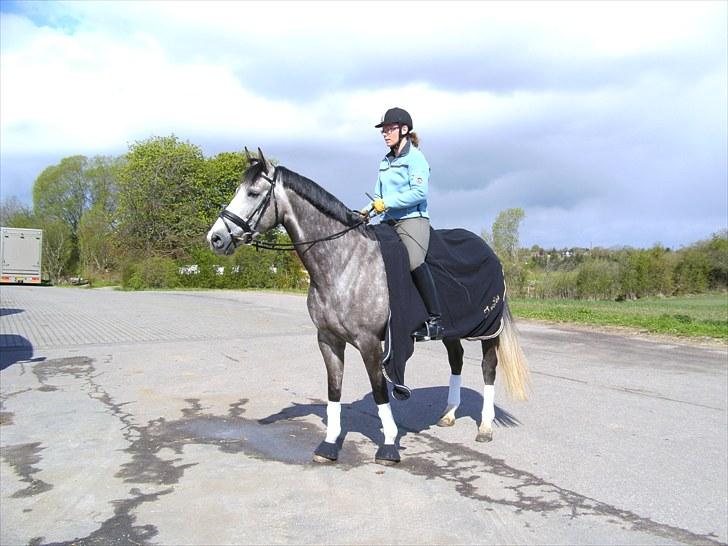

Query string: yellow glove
372 198 386 214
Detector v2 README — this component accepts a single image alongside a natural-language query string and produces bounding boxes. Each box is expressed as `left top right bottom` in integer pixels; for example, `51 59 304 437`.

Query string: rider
363 107 444 342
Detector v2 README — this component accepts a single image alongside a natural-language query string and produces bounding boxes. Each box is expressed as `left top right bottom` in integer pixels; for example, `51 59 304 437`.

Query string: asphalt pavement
1 286 726 545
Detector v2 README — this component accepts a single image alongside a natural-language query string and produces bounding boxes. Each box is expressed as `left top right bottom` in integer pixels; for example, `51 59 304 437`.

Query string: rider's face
381 123 406 147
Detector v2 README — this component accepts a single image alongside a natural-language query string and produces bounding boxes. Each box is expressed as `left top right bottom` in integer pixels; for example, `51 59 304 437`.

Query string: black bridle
219 167 280 247
218 165 367 252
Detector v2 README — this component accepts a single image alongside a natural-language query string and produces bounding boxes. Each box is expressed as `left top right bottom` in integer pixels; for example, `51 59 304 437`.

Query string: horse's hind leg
477 338 498 443
313 330 346 463
437 337 464 427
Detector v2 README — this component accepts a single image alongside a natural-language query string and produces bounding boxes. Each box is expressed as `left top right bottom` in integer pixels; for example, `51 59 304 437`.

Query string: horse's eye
247 190 260 198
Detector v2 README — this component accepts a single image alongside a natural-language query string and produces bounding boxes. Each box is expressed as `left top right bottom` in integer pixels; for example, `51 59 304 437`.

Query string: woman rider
363 107 444 341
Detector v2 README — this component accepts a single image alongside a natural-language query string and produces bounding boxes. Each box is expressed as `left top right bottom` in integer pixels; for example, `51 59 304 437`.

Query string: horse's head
207 148 281 255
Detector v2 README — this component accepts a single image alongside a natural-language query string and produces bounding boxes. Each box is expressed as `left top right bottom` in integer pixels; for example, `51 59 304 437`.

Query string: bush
122 257 180 290
531 271 579 299
576 259 620 300
673 249 709 294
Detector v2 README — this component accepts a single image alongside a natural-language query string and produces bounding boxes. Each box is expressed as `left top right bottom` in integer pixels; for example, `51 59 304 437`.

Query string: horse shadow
0 335 34 371
259 386 521 447
0 308 24 317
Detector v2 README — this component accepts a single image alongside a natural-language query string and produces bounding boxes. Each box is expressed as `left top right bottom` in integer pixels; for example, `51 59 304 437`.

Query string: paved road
1 286 726 546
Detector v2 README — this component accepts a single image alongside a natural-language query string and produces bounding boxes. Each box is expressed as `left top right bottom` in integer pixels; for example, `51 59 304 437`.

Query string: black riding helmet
376 107 413 151
375 107 413 131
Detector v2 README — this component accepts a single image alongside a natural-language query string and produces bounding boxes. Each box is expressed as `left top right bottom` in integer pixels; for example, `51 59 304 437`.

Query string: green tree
484 208 526 295
39 218 73 283
645 244 674 295
78 206 117 273
700 231 728 289
33 155 90 239
576 259 620 300
0 196 34 227
674 248 710 294
202 151 250 226
78 157 122 275
490 208 526 262
115 135 205 258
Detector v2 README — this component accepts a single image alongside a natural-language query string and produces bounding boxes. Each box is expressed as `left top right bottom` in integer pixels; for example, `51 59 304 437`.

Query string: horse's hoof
437 414 456 427
476 429 493 443
375 444 400 465
313 441 339 463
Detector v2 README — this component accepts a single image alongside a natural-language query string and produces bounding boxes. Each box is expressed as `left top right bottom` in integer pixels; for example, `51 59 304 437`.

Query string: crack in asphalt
2 355 725 546
400 433 725 546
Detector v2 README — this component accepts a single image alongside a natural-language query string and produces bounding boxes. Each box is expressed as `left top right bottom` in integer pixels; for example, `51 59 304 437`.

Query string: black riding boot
411 263 445 341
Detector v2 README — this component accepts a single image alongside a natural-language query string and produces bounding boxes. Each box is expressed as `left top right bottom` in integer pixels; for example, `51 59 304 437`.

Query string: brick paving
0 286 307 350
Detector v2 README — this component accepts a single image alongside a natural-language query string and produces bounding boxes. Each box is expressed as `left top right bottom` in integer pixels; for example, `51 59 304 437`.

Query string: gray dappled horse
207 150 529 465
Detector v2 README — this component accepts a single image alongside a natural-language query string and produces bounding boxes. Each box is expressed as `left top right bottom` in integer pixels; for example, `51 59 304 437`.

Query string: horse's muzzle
208 230 235 255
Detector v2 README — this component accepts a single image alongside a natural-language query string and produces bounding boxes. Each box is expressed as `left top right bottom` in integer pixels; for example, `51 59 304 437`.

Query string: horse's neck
282 190 369 284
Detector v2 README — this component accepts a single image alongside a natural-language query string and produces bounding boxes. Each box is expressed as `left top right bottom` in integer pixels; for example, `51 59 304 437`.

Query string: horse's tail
496 302 531 401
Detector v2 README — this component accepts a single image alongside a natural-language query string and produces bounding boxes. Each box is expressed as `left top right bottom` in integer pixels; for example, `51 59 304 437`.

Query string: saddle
371 224 506 400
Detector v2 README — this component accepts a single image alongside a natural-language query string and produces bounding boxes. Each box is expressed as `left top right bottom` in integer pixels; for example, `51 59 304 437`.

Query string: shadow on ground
0 335 34 370
260 385 521 447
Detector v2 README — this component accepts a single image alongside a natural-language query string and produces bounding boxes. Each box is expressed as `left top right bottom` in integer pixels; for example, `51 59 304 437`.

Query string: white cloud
0 0 725 247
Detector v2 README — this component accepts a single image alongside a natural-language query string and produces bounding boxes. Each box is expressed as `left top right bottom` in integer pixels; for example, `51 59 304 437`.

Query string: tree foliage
33 155 90 238
77 156 122 275
2 135 724 297
491 207 525 262
116 135 207 257
484 208 527 294
0 196 34 227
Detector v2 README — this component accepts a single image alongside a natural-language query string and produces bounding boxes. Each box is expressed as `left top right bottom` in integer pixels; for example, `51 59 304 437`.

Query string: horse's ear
257 147 273 173
244 146 253 163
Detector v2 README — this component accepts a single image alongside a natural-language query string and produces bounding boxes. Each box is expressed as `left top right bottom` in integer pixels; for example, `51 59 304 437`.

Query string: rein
219 166 367 253
249 220 365 252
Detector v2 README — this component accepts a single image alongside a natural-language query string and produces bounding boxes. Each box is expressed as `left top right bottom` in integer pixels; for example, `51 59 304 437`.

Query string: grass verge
509 294 728 341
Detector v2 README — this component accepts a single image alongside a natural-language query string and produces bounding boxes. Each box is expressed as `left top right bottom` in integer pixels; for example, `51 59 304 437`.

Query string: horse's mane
279 167 361 226
244 162 359 227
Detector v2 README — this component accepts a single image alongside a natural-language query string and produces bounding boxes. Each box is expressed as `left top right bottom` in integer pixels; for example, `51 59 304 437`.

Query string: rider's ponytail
409 132 420 148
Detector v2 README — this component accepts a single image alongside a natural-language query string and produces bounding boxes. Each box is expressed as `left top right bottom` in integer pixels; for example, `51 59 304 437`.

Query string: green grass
509 293 728 341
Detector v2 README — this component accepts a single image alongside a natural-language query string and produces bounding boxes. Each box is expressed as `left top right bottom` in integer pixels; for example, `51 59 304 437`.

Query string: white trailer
1 227 43 284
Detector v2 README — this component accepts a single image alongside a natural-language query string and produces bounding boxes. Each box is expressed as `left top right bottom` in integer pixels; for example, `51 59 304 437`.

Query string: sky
0 0 726 249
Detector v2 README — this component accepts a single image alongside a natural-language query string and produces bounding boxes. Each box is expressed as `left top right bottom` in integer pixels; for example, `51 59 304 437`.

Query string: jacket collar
386 139 411 160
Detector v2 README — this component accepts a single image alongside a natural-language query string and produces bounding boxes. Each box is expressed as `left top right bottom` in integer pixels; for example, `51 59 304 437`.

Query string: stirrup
413 318 444 342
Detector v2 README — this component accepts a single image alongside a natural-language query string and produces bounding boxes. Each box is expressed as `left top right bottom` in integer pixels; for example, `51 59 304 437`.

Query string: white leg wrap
482 385 495 426
377 403 398 445
447 374 462 407
325 401 341 443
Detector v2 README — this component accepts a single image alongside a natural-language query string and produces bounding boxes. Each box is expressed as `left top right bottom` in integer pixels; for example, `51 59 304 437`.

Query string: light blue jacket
374 141 430 221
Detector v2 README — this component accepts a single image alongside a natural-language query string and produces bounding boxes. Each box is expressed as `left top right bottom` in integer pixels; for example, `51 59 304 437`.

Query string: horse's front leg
478 338 498 442
313 330 346 463
359 335 400 465
437 337 464 427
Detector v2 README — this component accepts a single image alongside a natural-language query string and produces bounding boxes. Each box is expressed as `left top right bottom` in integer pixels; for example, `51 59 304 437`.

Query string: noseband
219 168 279 248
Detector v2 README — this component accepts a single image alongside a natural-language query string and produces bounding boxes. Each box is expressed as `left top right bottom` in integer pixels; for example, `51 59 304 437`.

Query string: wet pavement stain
10 356 367 546
0 442 53 498
0 410 14 426
4 355 724 546
117 397 368 488
401 433 725 546
29 488 171 546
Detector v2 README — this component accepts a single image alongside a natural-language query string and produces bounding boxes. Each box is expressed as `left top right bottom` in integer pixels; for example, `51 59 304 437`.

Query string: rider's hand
359 207 371 223
373 198 386 214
